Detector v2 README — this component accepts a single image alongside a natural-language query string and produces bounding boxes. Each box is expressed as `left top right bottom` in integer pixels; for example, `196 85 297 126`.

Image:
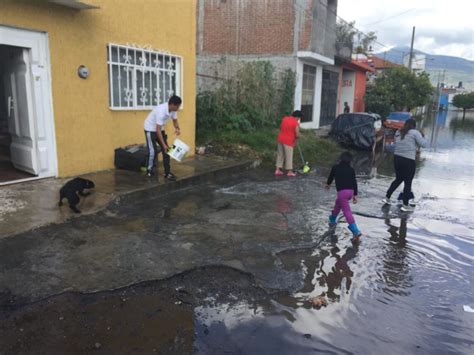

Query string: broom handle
297 143 305 164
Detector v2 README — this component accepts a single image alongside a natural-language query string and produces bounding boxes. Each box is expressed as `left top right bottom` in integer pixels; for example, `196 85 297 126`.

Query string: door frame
0 25 57 185
294 58 323 129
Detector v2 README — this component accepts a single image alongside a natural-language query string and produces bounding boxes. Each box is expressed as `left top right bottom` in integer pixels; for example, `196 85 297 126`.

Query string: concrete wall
197 55 296 92
0 0 197 177
308 0 336 58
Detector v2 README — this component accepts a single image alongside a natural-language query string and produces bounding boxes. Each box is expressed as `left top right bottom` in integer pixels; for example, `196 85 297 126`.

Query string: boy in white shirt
144 95 182 180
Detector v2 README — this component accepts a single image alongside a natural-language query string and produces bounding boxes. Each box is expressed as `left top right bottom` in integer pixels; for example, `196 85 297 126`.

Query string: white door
3 48 39 175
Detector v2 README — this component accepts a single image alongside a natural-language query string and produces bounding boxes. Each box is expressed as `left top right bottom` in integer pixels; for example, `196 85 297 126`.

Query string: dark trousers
386 155 416 205
145 130 170 175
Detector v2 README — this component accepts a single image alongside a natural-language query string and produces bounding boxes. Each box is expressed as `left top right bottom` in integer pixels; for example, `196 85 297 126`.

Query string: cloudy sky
338 0 474 60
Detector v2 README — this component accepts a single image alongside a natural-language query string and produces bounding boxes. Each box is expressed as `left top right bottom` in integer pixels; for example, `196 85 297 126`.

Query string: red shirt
277 116 299 147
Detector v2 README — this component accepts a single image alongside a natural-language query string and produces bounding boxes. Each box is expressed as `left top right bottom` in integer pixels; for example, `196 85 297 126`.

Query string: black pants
145 130 170 175
386 155 416 205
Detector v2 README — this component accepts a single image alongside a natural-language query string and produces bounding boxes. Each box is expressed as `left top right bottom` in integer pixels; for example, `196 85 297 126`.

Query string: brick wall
199 0 296 55
298 0 314 51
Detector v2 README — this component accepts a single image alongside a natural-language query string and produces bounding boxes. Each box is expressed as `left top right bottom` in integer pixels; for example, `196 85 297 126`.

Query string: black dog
58 178 95 213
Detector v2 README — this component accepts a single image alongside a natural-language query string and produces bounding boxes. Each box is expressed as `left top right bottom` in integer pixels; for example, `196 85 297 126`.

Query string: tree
355 31 377 55
452 92 474 120
365 67 433 116
336 20 357 58
335 20 377 56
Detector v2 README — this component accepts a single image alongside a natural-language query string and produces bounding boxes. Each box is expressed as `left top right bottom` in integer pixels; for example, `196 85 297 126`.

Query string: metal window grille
107 43 182 110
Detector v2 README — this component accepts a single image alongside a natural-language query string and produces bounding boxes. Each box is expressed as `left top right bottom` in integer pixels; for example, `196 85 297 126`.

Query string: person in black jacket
326 151 362 242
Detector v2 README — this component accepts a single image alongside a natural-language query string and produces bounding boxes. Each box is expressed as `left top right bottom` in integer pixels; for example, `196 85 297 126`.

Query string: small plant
196 61 296 134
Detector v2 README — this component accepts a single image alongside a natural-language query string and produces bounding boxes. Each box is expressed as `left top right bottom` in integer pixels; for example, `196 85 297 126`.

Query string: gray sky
338 0 474 60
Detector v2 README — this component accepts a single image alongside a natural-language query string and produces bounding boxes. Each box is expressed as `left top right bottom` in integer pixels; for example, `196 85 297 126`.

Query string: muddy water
1 110 473 354
194 110 474 354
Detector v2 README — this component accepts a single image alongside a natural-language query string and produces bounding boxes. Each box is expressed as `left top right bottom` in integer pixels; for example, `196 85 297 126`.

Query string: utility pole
408 26 416 71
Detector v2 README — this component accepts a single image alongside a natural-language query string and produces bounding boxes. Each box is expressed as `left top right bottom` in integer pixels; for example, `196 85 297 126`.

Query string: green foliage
198 128 343 166
365 84 392 118
196 61 296 134
336 20 376 55
196 61 341 167
452 92 474 112
355 31 377 55
365 67 434 115
336 20 357 55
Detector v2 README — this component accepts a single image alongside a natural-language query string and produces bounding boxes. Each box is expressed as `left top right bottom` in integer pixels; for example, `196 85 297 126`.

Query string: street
1 110 473 354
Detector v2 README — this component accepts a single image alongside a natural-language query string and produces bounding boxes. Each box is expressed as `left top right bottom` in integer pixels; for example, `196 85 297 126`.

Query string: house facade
0 0 196 183
337 56 374 114
366 55 400 83
197 0 337 129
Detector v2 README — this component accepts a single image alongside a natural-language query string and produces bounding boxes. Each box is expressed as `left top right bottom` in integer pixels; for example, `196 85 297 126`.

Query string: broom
296 143 311 174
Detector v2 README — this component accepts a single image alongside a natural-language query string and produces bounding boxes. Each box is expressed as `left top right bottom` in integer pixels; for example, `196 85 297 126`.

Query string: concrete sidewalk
0 156 252 238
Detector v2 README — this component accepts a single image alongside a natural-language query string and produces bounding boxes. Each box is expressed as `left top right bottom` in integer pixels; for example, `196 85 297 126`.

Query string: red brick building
197 0 338 129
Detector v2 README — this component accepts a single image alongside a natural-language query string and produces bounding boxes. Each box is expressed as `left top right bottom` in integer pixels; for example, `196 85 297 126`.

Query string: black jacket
327 162 358 195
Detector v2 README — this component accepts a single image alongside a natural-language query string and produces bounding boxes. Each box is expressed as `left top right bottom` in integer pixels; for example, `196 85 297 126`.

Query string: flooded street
1 110 473 354
193 112 474 354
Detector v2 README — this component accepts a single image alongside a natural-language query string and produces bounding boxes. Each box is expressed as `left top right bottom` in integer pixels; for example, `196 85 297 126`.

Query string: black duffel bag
114 144 154 172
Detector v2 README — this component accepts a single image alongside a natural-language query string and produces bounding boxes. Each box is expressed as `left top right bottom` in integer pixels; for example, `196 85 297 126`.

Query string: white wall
339 70 355 113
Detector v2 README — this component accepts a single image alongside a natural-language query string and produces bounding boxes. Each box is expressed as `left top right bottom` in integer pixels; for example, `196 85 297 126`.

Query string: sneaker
382 197 392 205
400 204 415 212
409 199 417 207
351 235 361 244
146 170 154 177
328 215 337 226
164 172 177 181
287 171 297 177
274 169 284 176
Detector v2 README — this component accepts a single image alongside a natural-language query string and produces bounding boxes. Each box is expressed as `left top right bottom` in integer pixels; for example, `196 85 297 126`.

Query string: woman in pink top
275 110 302 177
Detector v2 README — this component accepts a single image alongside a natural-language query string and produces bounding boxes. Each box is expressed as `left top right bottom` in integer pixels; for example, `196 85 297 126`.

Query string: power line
360 8 417 27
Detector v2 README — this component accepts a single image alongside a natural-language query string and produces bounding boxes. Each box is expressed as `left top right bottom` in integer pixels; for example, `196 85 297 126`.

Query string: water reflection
314 245 356 302
192 108 474 353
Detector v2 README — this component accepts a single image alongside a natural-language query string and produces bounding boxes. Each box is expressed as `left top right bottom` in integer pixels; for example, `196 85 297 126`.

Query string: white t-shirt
144 103 177 132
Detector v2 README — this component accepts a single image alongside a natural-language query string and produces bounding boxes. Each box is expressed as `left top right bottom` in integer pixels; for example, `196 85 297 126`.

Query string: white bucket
168 138 190 162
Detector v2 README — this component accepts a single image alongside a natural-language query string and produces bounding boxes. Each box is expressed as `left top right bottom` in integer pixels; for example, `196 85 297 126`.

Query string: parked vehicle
384 112 412 152
330 113 384 151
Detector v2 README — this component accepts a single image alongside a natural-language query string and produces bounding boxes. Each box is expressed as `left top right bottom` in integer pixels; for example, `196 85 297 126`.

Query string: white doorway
0 26 57 184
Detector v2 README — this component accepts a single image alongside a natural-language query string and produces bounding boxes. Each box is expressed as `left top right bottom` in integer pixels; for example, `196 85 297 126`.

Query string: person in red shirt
275 110 302 177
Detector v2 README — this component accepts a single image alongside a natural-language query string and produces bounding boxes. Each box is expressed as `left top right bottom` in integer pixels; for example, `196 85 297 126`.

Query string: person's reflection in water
381 216 414 295
315 245 357 302
384 216 408 245
275 193 293 230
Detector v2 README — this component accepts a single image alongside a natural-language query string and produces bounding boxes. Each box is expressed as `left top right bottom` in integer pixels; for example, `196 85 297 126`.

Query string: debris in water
309 295 328 308
463 305 474 313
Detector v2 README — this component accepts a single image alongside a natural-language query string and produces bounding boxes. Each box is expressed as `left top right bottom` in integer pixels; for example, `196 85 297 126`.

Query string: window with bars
107 44 182 110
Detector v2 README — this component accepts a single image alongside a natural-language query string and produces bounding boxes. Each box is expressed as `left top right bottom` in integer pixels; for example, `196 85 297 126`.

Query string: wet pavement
1 110 473 354
0 156 251 238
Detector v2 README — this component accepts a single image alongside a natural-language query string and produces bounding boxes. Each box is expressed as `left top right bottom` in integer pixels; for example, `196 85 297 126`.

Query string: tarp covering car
330 113 382 150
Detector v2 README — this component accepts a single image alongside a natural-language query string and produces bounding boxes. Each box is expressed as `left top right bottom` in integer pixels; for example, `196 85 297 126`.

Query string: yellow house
0 0 196 183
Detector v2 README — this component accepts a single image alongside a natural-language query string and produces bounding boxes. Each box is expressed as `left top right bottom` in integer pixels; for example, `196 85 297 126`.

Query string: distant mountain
375 46 474 89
